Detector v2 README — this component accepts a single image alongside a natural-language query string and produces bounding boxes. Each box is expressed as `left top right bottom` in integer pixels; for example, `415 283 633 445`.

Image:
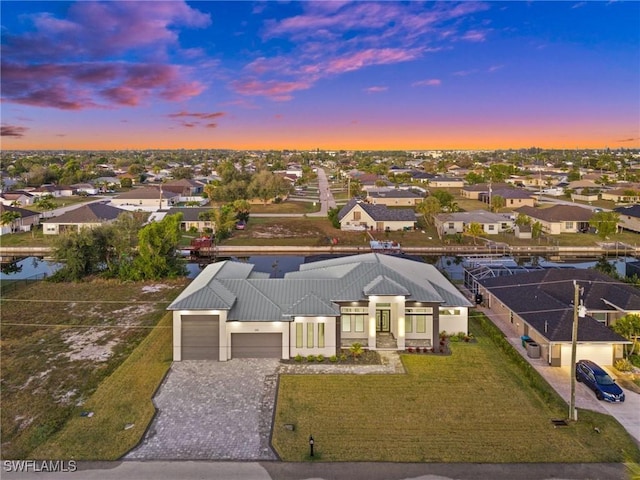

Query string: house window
415 315 427 333
353 211 361 221
318 324 325 348
592 312 606 324
440 308 460 316
342 316 351 332
296 323 303 348
488 225 495 231
355 316 365 332
405 317 413 333
509 199 514 205
448 222 455 229
565 222 573 229
307 323 314 348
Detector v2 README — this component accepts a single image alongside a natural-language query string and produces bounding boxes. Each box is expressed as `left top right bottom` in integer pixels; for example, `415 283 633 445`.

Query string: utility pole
569 280 585 422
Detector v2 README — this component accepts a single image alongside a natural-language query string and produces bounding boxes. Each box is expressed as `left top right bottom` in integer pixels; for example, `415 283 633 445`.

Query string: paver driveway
125 359 280 460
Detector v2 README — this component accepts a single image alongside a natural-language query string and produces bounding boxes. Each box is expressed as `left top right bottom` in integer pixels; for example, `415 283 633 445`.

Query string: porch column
396 297 406 350
368 300 376 350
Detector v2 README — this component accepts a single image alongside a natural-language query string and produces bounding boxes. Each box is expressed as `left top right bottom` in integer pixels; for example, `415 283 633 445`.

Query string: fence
0 272 49 296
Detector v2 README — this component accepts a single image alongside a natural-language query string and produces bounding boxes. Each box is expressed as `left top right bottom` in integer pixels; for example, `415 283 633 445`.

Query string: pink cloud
326 48 422 75
412 79 442 87
231 78 312 101
1 125 29 137
168 111 225 120
364 86 388 94
461 29 490 42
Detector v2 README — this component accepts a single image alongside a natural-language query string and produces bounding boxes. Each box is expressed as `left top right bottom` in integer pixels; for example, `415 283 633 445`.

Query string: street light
569 280 586 421
309 435 314 457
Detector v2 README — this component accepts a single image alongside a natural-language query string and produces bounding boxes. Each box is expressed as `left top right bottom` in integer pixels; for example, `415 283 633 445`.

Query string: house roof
614 204 640 218
489 188 533 199
478 269 636 343
166 207 212 222
515 205 593 222
0 204 40 218
114 187 179 200
42 203 124 224
368 190 422 199
337 199 417 222
168 253 471 320
462 183 511 192
434 210 512 225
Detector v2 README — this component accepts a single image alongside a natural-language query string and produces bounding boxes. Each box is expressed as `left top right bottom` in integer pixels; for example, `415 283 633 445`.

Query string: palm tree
1 210 21 232
416 196 440 225
465 222 485 245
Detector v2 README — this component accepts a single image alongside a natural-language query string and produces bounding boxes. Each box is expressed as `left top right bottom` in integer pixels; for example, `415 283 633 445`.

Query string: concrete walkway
474 302 640 444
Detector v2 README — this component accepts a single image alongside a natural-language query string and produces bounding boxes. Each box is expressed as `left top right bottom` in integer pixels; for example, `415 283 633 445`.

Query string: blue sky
1 1 638 150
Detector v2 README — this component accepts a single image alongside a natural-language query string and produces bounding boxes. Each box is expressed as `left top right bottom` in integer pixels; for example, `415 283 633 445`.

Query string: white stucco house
168 253 472 361
338 199 417 232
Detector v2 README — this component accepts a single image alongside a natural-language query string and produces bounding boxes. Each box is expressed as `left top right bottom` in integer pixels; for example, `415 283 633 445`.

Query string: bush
629 354 640 368
329 355 338 363
614 359 633 372
306 354 316 362
339 353 347 362
317 354 325 363
294 354 303 363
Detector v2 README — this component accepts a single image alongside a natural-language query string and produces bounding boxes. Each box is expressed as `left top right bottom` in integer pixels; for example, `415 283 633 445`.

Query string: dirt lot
0 278 188 459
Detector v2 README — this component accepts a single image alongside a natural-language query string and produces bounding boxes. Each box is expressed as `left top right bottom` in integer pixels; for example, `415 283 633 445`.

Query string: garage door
181 315 219 360
560 344 613 367
231 333 282 358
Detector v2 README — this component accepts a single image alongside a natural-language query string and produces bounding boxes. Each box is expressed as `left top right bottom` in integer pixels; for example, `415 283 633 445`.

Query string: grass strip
30 313 173 460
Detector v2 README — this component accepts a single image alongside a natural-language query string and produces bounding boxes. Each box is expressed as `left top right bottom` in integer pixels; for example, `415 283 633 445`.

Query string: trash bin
521 335 531 348
526 342 541 359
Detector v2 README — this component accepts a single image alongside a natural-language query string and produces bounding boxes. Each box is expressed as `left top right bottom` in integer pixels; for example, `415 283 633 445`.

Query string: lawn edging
30 313 174 460
470 311 567 410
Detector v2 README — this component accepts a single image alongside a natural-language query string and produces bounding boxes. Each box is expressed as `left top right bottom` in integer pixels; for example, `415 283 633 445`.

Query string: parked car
575 359 625 402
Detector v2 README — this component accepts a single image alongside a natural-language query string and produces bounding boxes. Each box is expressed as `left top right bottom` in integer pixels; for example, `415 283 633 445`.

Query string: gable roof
337 199 417 222
168 253 471 320
515 205 593 222
368 190 422 199
114 187 178 200
0 204 40 218
166 207 212 222
434 210 512 225
42 203 124 224
614 204 640 219
479 269 636 343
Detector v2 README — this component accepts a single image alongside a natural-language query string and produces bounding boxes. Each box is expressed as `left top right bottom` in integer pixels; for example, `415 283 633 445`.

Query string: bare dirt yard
0 278 189 459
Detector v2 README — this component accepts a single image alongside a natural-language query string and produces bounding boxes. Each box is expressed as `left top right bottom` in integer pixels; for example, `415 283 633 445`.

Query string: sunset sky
1 1 638 151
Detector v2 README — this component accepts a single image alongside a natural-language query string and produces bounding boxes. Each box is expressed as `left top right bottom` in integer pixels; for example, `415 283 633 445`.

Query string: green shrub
294 354 303 363
329 355 338 363
306 354 316 362
339 353 347 362
615 359 633 372
629 354 640 368
317 354 325 362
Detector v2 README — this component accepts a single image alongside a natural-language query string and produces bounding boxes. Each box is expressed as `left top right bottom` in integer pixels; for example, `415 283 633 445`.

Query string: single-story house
0 191 36 206
428 177 464 188
601 185 640 204
515 205 593 234
478 188 536 209
472 269 635 367
71 183 100 196
162 179 205 198
42 203 125 235
614 204 640 233
165 207 215 233
111 187 179 211
338 199 416 231
434 210 514 237
461 183 510 200
0 204 41 235
168 253 472 361
366 189 424 207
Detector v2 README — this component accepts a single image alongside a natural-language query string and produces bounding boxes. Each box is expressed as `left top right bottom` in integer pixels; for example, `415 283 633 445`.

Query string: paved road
2 461 629 480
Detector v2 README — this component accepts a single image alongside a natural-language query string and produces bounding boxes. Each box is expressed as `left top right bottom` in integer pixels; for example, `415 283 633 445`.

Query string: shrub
629 354 640 368
339 353 347 362
306 354 316 362
329 355 338 363
349 342 364 358
317 354 325 363
294 354 303 363
615 359 634 372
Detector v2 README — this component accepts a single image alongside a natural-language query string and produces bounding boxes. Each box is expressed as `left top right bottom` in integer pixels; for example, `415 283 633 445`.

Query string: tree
612 314 640 357
232 199 251 223
490 195 505 212
327 206 341 229
200 204 238 242
129 214 185 280
589 211 619 240
1 211 21 232
416 196 441 225
172 166 194 180
531 221 543 239
465 222 485 245
515 213 531 227
431 190 454 211
34 195 56 212
592 255 617 278
51 227 111 281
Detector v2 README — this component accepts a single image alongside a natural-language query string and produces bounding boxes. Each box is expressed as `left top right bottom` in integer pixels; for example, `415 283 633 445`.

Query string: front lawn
272 316 640 462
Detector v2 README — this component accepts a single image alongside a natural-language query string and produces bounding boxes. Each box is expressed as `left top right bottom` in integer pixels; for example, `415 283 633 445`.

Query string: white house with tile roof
167 253 472 361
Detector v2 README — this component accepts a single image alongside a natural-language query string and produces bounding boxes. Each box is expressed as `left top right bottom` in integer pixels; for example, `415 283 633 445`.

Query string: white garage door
560 344 613 367
231 333 282 358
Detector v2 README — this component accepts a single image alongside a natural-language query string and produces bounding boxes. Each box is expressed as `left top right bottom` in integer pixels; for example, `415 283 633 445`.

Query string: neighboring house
338 199 416 231
0 191 36 206
434 210 514 237
428 177 464 188
0 204 41 235
168 253 472 361
111 187 179 211
478 188 536 209
42 203 125 235
31 184 74 198
515 205 593 234
614 204 640 233
601 185 640 204
366 189 424 207
471 269 635 367
461 183 510 200
92 177 121 191
71 183 100 195
162 179 205 198
165 207 214 233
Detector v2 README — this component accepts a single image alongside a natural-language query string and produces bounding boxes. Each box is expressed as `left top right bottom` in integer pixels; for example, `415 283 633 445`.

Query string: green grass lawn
272 317 640 462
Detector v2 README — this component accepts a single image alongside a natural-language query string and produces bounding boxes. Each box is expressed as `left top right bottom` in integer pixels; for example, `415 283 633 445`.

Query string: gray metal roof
167 253 472 321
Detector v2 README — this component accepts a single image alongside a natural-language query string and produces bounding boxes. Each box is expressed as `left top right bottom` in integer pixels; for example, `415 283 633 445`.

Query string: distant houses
42 203 125 235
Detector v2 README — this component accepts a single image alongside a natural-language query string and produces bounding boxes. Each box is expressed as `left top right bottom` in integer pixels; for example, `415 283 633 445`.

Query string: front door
376 310 390 332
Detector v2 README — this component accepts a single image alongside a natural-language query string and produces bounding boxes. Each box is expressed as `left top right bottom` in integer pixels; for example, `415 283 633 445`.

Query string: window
440 308 460 316
296 323 303 348
488 225 495 231
592 312 606 323
416 315 426 333
565 222 573 229
353 211 361 221
342 316 351 332
307 323 314 348
318 324 325 348
448 222 455 229
355 316 365 332
405 316 413 333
